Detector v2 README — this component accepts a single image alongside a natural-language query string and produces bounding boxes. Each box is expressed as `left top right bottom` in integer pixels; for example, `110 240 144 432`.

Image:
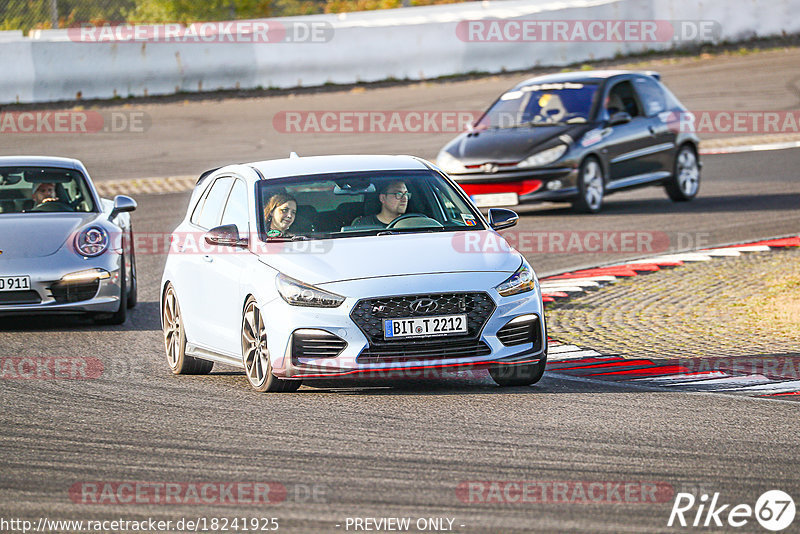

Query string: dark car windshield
0 166 96 213
477 82 600 128
256 169 484 240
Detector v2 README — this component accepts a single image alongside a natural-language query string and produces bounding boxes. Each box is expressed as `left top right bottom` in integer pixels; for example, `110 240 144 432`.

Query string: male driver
31 182 58 205
351 180 410 227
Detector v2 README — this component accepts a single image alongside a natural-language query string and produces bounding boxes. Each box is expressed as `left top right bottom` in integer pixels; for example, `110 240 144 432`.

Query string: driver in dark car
351 180 410 227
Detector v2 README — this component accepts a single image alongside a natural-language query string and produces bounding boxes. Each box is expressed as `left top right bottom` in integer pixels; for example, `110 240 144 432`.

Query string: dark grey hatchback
436 70 701 213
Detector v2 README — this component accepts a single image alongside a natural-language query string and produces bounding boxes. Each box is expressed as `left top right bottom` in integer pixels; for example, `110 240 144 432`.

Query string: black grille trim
350 292 496 345
497 315 541 348
291 330 347 363
0 290 41 305
50 280 100 304
358 339 492 364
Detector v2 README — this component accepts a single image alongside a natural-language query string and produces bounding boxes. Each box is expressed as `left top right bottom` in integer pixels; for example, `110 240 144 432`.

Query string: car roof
242 154 431 182
0 155 82 169
512 70 657 89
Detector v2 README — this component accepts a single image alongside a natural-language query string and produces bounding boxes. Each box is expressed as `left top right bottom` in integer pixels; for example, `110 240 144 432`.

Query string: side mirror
109 195 137 220
487 208 518 230
608 111 632 126
205 224 248 247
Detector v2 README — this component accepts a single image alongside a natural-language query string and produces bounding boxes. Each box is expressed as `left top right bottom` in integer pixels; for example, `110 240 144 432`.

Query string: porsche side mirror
109 195 137 220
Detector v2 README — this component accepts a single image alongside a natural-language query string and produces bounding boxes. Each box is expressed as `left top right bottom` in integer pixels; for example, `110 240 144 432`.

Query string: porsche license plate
0 276 31 291
383 314 468 339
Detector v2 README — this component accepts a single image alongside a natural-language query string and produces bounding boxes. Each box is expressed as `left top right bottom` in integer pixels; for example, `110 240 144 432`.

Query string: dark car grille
50 280 100 304
350 292 496 344
350 292 496 363
291 330 347 363
358 339 492 364
0 290 41 305
497 314 541 348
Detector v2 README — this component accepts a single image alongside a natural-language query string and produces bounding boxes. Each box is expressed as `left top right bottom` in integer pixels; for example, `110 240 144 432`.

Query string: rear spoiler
196 167 221 186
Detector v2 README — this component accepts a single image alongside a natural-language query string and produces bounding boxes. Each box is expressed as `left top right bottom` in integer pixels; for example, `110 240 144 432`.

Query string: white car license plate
384 314 468 339
470 192 519 207
0 275 31 291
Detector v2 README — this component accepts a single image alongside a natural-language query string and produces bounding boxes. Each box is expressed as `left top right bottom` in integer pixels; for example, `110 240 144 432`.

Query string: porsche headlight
436 150 467 174
276 274 345 308
74 226 109 257
516 144 567 168
495 258 537 297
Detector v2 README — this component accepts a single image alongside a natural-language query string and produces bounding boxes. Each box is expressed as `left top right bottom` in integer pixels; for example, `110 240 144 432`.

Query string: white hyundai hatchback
161 155 546 392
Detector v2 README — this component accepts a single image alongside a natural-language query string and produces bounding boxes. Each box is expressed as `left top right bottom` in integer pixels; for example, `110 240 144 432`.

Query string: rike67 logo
668 490 795 531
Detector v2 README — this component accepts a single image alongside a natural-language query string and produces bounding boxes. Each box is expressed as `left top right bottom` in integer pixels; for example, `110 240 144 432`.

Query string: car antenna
289 152 300 159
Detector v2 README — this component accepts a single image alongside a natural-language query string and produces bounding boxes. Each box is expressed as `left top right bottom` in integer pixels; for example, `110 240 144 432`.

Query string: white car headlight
276 274 345 308
74 226 109 257
436 150 467 174
495 258 538 297
516 144 567 168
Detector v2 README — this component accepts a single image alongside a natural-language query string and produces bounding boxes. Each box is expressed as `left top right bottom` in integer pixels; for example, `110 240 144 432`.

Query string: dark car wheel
665 145 700 201
126 228 138 309
572 157 605 214
241 297 302 393
162 283 213 375
489 354 547 387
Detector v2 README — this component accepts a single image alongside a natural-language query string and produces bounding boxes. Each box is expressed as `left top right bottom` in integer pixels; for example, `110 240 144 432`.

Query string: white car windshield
0 166 96 213
256 169 484 240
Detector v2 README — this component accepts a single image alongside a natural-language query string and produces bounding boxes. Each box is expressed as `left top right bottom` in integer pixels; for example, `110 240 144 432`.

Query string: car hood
256 231 522 286
447 124 583 164
0 213 100 258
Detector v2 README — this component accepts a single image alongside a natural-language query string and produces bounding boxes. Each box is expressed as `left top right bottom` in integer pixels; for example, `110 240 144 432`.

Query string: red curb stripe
618 263 661 272
570 268 639 277
556 359 654 371
761 391 800 397
542 296 555 303
541 291 569 298
586 365 692 377
547 357 620 366
746 237 800 247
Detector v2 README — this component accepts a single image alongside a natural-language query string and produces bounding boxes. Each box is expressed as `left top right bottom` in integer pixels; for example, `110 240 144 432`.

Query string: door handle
202 255 213 263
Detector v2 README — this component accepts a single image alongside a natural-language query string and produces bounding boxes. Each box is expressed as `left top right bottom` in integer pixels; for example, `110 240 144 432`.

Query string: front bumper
0 253 123 315
452 166 580 203
260 274 546 379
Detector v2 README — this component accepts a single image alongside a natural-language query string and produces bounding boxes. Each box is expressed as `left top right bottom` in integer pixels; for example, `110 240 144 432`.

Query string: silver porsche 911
0 156 137 324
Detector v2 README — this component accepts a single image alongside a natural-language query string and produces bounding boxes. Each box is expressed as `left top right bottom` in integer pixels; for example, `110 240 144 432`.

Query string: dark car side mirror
608 111 632 126
109 195 137 220
205 224 248 247
487 208 518 230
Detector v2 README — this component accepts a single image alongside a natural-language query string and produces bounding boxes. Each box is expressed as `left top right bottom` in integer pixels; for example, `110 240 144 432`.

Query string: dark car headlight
276 274 345 308
516 144 567 168
495 258 538 297
74 226 109 257
436 150 467 174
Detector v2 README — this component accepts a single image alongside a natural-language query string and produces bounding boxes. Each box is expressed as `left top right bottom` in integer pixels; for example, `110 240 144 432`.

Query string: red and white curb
543 236 800 400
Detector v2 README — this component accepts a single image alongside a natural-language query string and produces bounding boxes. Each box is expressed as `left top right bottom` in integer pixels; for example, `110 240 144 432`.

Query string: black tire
162 283 213 375
93 253 128 325
126 227 138 309
241 297 302 392
665 144 700 201
489 353 547 387
572 157 605 214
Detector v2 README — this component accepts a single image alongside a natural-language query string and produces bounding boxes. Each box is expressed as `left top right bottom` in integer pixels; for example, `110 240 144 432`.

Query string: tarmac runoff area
543 237 800 401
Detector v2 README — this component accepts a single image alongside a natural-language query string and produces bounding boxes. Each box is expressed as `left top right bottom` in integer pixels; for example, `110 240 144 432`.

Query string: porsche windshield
256 170 484 240
0 167 96 213
478 82 599 128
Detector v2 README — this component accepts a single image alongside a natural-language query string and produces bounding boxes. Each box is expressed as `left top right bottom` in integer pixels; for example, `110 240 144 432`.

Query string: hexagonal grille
350 292 496 346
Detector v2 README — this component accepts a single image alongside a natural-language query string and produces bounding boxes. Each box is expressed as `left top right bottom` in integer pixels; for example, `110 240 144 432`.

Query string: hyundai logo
409 298 438 314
